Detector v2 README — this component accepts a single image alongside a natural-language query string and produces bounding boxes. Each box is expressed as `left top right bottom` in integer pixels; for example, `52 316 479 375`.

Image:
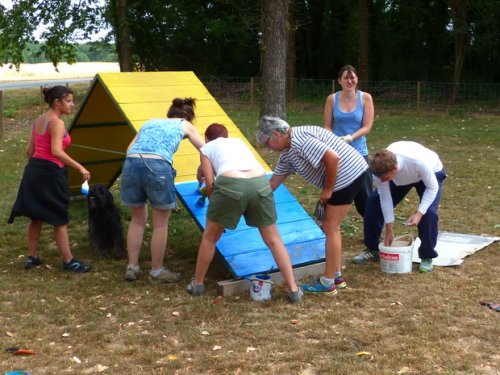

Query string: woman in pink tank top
8 86 92 272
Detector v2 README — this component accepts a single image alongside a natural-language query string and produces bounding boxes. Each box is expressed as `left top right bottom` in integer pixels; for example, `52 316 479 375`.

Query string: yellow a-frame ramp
67 71 267 189
67 72 326 292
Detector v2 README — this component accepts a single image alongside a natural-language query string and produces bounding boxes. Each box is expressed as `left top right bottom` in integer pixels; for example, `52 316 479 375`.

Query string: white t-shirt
200 137 265 177
375 141 443 223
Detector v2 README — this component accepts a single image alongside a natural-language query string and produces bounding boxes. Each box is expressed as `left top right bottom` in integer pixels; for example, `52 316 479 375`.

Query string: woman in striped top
257 116 369 295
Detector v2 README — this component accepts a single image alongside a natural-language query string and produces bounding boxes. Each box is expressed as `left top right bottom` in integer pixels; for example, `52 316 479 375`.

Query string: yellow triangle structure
67 71 269 192
67 71 326 285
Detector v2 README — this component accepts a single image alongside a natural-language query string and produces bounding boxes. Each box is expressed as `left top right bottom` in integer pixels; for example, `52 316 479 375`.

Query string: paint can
379 235 414 274
249 274 272 301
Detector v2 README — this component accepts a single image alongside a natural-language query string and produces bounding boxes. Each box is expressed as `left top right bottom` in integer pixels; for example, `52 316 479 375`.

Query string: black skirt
8 158 70 226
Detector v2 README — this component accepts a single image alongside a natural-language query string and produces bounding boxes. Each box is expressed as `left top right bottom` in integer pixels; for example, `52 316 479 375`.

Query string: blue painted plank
215 220 324 257
175 179 326 278
176 178 297 204
192 201 316 232
225 238 325 278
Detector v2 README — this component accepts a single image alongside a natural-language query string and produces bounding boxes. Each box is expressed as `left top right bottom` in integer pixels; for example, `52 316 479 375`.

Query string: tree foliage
0 0 498 82
105 0 261 75
0 0 108 70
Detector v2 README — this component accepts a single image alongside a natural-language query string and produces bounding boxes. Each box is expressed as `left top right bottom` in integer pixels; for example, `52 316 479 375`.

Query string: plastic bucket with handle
249 274 273 301
379 234 414 274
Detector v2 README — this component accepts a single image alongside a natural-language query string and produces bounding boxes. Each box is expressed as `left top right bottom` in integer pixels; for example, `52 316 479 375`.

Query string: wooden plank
110 85 213 104
189 201 315 232
215 221 323 257
99 71 199 86
120 100 227 121
176 182 317 232
217 262 326 297
74 81 126 124
224 239 325 277
177 180 297 202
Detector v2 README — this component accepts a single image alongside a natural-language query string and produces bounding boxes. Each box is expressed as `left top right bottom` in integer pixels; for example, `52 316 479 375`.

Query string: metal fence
0 77 498 118
200 76 500 115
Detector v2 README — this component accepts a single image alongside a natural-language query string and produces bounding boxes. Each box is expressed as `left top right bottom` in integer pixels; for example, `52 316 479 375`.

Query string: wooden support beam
216 261 326 297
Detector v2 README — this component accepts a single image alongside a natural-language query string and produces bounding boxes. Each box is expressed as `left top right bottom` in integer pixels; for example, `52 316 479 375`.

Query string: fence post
250 77 254 107
332 80 336 93
40 86 44 114
0 90 3 140
416 81 421 113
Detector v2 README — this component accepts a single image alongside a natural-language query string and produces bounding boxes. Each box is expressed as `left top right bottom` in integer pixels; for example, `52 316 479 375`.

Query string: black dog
87 184 126 259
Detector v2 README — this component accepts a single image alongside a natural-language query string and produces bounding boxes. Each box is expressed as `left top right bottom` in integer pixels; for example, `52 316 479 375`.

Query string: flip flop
479 301 500 312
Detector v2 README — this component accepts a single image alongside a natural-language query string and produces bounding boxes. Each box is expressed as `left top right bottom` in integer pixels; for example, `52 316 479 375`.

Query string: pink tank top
32 118 71 167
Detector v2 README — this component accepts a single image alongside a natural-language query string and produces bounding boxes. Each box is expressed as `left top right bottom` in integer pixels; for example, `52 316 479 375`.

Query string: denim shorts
207 175 277 230
120 157 177 209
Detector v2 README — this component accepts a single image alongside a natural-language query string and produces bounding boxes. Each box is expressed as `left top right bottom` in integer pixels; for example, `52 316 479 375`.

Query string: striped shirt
274 126 368 191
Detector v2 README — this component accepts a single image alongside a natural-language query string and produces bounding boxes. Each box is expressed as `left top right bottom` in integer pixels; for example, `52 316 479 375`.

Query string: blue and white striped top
274 126 368 191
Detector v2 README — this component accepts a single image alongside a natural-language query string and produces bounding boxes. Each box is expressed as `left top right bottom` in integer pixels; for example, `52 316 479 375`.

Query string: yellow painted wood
120 100 227 122
110 86 213 104
67 71 271 193
75 81 126 124
98 71 198 86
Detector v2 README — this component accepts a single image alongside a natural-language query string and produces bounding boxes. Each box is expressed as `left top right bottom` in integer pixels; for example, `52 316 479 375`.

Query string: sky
0 0 13 7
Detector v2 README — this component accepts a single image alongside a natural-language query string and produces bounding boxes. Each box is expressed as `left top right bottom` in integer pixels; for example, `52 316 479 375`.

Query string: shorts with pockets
207 175 276 230
120 156 177 209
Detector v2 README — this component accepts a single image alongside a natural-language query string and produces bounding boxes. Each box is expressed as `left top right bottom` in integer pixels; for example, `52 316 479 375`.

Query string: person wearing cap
352 141 446 273
257 116 369 295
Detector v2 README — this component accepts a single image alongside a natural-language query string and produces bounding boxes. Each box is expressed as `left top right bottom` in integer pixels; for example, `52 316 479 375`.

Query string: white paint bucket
379 235 414 274
249 274 272 301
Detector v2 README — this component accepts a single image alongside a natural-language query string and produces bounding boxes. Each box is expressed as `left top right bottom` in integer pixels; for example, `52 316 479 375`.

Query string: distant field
0 62 120 81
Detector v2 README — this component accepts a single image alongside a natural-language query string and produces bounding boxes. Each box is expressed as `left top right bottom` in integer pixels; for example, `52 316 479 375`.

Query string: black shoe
62 258 91 273
25 256 43 270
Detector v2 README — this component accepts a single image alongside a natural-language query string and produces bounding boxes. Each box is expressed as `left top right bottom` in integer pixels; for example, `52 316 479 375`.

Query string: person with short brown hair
369 149 397 176
352 141 446 273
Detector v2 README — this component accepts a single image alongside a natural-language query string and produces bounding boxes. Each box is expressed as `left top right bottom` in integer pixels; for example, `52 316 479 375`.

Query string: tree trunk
286 0 296 102
116 0 131 72
358 0 369 81
449 0 468 102
260 0 288 119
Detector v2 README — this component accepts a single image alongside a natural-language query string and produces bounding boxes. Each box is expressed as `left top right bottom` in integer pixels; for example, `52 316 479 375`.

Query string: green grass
0 90 499 374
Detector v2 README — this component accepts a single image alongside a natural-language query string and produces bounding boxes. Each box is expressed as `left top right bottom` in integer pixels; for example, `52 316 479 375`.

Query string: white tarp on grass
412 231 500 266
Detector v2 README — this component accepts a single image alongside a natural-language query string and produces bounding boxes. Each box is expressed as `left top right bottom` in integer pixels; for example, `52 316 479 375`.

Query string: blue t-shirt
128 118 185 164
333 90 368 156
